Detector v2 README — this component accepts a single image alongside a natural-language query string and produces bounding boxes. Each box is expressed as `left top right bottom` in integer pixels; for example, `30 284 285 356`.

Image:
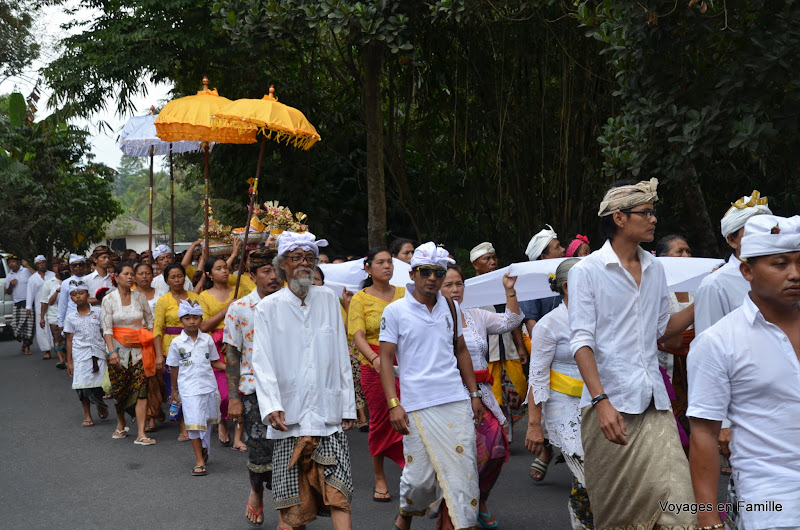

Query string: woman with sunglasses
440 265 522 529
347 248 405 503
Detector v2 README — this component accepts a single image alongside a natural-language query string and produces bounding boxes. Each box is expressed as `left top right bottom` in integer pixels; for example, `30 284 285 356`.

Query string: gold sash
549 370 584 397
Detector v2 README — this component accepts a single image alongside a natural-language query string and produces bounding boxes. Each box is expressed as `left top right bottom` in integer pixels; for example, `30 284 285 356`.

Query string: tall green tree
0 0 39 82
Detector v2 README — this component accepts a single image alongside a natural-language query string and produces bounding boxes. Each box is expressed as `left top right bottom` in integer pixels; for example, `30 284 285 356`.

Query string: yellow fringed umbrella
211 85 321 297
155 77 257 251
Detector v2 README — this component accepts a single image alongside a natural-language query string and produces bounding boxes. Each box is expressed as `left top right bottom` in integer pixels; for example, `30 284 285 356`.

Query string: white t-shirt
687 295 800 529
166 330 219 397
8 267 31 303
152 274 194 300
63 306 105 362
379 284 467 413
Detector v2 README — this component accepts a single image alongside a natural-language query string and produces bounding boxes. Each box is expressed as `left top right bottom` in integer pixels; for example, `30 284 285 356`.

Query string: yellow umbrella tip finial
202 76 209 90
267 85 278 101
150 105 156 115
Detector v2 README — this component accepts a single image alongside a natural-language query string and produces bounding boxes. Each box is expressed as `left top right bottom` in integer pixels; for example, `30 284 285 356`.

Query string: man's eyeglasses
624 209 657 219
288 254 319 265
414 267 446 279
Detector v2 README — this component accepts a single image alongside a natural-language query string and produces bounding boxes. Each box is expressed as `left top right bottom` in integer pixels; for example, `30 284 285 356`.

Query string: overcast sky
0 1 172 170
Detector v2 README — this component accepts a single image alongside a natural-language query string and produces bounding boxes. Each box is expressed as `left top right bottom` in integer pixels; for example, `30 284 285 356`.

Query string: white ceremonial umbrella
461 256 724 309
119 111 211 252
319 258 412 298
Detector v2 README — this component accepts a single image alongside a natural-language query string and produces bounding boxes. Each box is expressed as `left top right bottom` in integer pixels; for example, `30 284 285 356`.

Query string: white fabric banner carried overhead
319 258 412 298
460 256 724 309
119 113 210 157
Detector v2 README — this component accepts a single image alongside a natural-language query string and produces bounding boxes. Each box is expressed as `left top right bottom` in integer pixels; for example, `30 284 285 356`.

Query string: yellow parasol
155 77 257 251
212 85 321 297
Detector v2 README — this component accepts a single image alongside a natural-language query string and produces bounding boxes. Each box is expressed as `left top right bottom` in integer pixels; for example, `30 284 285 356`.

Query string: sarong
581 402 697 530
489 359 527 426
147 368 167 423
109 359 148 417
49 324 66 354
475 407 508 502
210 329 229 421
272 432 353 527
361 349 404 467
399 400 479 530
76 387 107 408
242 393 274 477
183 390 220 449
658 329 694 445
72 356 107 389
11 302 34 346
563 453 594 530
349 340 366 410
34 306 53 352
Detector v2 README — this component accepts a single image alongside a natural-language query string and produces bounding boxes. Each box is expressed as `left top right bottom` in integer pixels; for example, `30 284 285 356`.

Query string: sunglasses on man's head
414 267 446 278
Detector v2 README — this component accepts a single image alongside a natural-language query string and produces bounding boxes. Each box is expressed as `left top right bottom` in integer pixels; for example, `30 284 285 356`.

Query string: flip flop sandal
55 363 67 369
478 511 499 529
134 437 156 446
191 465 207 476
111 426 130 439
246 501 264 527
177 434 190 442
82 420 94 427
373 490 392 503
231 445 248 452
529 457 550 481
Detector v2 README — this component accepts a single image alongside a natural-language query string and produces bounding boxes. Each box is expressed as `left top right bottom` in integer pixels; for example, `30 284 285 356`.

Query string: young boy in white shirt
167 300 224 476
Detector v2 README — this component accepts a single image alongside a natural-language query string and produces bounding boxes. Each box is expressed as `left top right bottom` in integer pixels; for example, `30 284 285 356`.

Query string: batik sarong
475 407 508 502
581 403 697 530
11 302 34 347
242 392 274 480
109 359 148 417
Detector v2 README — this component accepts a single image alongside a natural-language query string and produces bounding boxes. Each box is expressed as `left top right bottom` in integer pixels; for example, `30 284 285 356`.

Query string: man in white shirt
688 214 800 530
42 263 68 368
6 254 34 354
251 231 355 530
379 242 484 530
84 246 114 304
224 248 286 528
57 254 90 331
150 245 193 298
26 255 55 359
569 178 696 529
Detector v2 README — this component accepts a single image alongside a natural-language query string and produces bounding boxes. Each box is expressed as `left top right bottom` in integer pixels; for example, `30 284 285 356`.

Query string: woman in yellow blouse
153 263 198 441
347 248 405 503
198 257 237 447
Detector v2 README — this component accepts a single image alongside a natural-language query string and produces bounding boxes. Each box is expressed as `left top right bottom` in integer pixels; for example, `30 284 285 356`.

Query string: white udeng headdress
469 242 495 263
177 299 204 318
410 242 455 269
525 225 557 261
277 231 329 256
740 215 800 259
152 244 172 260
720 190 772 237
34 255 46 264
69 254 86 264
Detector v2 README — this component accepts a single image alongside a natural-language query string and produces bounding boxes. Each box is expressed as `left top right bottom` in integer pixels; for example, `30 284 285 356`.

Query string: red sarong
361 344 404 468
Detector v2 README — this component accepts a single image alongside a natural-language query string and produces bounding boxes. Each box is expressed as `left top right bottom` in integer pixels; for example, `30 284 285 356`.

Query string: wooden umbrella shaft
170 145 175 251
149 146 154 254
203 143 210 254
234 139 266 299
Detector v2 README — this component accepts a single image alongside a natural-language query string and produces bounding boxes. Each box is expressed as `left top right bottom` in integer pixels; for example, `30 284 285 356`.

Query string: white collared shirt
26 270 55 310
57 274 86 327
379 283 467 413
223 289 264 395
85 270 114 300
8 267 31 303
693 254 749 334
251 286 356 439
568 240 671 413
166 330 219 397
151 273 194 299
687 296 800 529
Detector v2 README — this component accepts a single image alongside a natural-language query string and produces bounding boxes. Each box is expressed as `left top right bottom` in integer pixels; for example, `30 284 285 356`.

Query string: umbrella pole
170 144 175 251
149 145 154 254
203 142 210 254
234 139 266 299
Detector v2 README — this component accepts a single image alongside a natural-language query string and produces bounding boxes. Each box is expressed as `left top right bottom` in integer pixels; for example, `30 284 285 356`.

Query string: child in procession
64 281 109 427
167 300 224 476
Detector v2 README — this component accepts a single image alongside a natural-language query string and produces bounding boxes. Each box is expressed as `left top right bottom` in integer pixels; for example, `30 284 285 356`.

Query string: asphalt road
0 338 576 529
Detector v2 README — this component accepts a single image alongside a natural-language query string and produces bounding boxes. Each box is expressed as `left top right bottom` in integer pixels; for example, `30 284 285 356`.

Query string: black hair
331 255 348 263
114 261 135 275
600 179 638 241
162 263 186 283
203 256 224 290
361 247 391 289
446 264 464 281
389 238 414 257
315 266 325 283
655 235 688 257
134 262 153 274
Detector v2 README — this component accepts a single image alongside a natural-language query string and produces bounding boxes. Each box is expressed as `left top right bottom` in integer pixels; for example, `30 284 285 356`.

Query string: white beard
289 267 314 298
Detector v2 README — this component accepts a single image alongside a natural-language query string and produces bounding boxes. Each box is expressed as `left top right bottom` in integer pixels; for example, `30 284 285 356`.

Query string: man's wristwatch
468 391 483 399
591 393 609 407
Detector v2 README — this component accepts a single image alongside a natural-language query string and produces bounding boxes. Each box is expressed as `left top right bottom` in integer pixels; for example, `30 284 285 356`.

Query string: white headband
525 225 557 261
69 254 86 265
740 214 800 259
720 190 772 237
34 255 46 264
152 244 172 260
277 231 328 256
410 242 454 269
470 242 495 263
177 299 204 318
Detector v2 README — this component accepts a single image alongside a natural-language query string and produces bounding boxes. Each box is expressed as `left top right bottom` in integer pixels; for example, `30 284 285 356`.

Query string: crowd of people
4 178 799 530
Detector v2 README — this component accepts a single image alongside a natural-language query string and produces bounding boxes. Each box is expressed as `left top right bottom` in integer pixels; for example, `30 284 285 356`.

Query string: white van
0 253 13 337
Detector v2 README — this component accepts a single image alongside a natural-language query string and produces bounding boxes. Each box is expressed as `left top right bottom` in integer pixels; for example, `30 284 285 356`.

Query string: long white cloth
318 258 411 298
461 255 722 309
399 400 479 529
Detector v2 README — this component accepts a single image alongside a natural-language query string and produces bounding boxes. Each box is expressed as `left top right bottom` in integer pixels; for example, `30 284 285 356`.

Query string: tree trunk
364 42 386 247
684 167 719 257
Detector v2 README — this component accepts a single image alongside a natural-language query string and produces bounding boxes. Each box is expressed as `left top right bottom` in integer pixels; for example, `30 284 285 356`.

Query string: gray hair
549 258 581 296
273 254 287 282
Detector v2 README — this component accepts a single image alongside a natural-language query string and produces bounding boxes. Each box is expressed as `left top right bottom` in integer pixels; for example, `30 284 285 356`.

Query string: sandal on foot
478 511 498 529
355 420 369 432
111 426 130 439
134 437 156 446
232 444 248 452
177 433 190 442
82 420 94 427
42 353 51 360
373 489 392 503
97 405 109 420
529 456 550 481
55 362 67 369
245 501 264 527
144 421 157 432
191 465 207 476
392 512 411 530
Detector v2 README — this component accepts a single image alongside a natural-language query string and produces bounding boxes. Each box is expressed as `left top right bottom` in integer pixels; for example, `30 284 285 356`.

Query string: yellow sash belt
550 370 584 397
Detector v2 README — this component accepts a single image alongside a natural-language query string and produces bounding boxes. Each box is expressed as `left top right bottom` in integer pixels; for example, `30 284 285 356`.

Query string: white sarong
183 391 220 449
34 305 54 352
399 400 479 529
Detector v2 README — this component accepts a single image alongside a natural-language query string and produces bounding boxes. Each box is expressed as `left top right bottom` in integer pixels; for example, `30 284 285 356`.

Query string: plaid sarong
11 302 34 346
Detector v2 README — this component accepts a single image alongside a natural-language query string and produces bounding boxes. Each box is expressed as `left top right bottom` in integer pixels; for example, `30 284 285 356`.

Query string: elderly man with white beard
251 231 356 530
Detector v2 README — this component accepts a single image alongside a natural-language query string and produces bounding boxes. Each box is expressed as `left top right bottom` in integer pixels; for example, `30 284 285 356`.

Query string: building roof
105 216 166 238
